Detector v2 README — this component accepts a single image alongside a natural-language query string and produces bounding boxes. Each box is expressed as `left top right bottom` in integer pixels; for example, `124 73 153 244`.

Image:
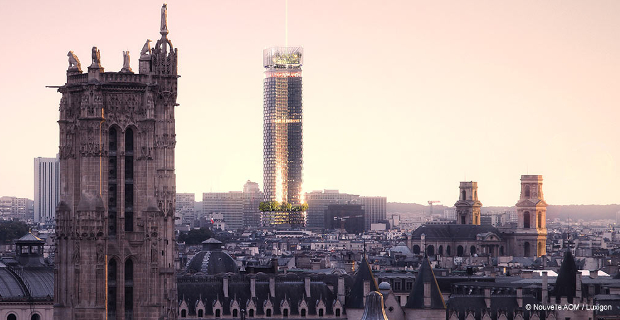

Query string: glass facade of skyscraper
263 47 304 206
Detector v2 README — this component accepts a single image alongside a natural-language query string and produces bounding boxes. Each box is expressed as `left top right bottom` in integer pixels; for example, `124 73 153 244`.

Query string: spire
554 249 578 303
345 254 379 309
160 3 168 36
405 255 446 309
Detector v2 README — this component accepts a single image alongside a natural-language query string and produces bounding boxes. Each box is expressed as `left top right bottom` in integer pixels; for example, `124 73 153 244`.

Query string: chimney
576 273 582 301
338 276 345 305
516 288 523 308
542 271 548 303
223 277 229 298
424 282 431 308
250 276 256 298
484 288 491 309
305 277 311 297
270 276 276 298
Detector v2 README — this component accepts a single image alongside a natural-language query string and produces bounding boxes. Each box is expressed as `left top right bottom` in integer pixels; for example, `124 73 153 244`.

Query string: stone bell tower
54 4 178 320
454 181 482 225
513 175 547 257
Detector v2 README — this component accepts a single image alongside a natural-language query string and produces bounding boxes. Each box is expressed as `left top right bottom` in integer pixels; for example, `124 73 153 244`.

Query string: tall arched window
438 245 444 256
524 185 530 198
524 242 531 257
124 128 134 232
7 314 16 320
108 127 118 236
31 314 41 320
427 245 435 256
461 190 466 200
457 245 464 257
538 242 543 257
446 245 451 256
108 259 117 320
412 245 420 254
537 212 542 229
470 246 476 256
198 309 203 318
524 212 531 229
125 259 134 320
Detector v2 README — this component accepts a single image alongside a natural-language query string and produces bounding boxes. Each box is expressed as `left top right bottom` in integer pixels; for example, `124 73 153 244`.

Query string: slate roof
553 250 577 302
405 256 445 309
186 250 239 275
0 266 53 300
177 274 339 317
345 255 379 309
410 224 502 241
447 294 538 320
16 232 43 243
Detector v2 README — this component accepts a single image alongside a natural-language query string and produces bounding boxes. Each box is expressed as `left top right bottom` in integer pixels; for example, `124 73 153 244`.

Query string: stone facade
54 5 178 320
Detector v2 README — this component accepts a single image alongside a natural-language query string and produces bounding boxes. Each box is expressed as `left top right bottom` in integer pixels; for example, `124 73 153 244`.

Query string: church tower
454 181 482 225
54 5 178 320
514 175 547 257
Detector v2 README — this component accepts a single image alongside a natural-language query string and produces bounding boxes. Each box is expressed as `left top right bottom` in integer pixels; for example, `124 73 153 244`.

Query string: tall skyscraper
263 47 303 205
34 156 59 224
54 5 178 319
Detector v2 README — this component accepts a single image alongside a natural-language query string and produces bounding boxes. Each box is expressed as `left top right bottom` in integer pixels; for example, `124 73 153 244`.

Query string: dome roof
186 239 238 275
378 282 391 290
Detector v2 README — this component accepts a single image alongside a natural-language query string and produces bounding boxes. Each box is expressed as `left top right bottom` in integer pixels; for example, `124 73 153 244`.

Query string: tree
0 220 30 244
178 228 215 245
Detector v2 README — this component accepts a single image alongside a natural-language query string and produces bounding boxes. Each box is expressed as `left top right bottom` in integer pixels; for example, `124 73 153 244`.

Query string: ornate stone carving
67 51 82 72
73 241 80 264
90 47 101 68
121 51 133 73
141 40 152 58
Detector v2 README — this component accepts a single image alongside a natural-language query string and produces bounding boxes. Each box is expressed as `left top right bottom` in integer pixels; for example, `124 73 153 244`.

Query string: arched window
198 309 204 318
283 309 288 317
524 212 530 229
426 245 435 256
232 309 238 318
31 314 41 320
125 259 134 320
300 309 306 317
470 245 476 256
438 245 444 256
108 259 117 320
335 308 341 317
524 185 530 198
446 245 451 256
319 309 324 317
524 242 531 257
500 246 504 256
474 191 477 200
181 309 186 318
7 314 16 320
537 212 542 229
249 309 255 317
457 245 464 257
265 309 271 317
413 245 420 254
461 190 466 200
538 242 543 257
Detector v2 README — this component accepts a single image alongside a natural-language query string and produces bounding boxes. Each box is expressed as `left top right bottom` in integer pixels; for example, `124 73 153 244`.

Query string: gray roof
186 251 239 275
411 224 502 241
0 266 53 300
405 256 445 309
346 255 379 309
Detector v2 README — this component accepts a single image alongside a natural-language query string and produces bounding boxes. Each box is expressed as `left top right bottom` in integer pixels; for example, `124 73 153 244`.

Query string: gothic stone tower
54 5 178 320
454 181 482 225
512 175 547 257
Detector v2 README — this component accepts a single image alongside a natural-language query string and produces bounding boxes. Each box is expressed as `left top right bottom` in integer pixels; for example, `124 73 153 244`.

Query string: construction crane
428 201 441 215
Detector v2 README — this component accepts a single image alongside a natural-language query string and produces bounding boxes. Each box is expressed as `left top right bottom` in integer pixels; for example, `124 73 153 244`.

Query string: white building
33 156 59 224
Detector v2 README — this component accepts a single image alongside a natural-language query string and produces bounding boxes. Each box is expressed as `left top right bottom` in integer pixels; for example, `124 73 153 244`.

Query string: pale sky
0 1 618 206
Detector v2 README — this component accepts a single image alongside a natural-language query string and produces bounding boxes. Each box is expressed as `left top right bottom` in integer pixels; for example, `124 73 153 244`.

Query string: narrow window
125 259 134 320
108 259 117 320
108 127 118 235
265 309 271 317
216 309 221 318
301 309 306 317
198 309 203 318
232 309 238 318
124 128 134 232
181 309 186 318
524 212 531 229
249 309 255 317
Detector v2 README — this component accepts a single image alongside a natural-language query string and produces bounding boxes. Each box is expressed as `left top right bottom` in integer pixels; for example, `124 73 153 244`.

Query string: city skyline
1 1 619 206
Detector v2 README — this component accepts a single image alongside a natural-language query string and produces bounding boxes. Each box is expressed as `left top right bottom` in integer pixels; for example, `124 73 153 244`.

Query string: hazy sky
1 1 619 206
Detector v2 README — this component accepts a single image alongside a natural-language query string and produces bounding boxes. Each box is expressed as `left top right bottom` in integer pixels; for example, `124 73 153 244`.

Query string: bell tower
454 181 482 225
54 5 178 320
514 175 547 257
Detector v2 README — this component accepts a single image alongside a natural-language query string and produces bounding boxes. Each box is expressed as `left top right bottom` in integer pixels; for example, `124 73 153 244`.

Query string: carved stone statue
140 39 152 58
67 51 82 72
90 46 101 68
121 51 133 73
161 4 168 34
